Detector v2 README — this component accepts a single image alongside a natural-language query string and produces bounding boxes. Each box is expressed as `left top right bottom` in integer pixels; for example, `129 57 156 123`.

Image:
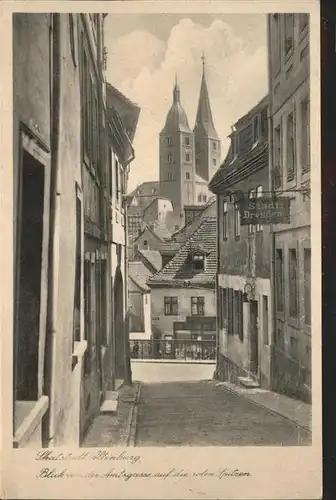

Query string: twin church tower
159 58 221 230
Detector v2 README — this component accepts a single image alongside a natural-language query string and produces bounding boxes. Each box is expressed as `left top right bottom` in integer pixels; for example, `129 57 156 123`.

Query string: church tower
159 76 196 230
194 56 221 182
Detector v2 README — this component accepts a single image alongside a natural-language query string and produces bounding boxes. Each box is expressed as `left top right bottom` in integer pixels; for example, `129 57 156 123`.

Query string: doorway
249 300 259 376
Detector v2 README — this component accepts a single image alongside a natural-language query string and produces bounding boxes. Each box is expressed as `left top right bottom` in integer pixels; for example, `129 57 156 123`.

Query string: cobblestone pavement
81 384 140 447
135 380 311 446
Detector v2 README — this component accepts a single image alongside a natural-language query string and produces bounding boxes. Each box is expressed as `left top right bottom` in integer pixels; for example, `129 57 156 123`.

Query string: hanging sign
239 196 291 225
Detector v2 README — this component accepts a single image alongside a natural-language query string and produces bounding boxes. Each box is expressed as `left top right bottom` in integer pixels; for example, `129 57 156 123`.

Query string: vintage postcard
0 0 322 498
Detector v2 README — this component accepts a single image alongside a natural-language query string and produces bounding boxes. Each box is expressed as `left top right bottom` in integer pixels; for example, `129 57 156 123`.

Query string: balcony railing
130 339 216 361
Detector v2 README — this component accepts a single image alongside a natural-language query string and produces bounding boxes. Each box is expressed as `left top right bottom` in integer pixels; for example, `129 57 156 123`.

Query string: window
143 239 148 249
232 134 239 157
234 202 240 239
191 297 205 316
203 194 207 202
185 136 190 146
262 295 269 345
260 108 268 137
108 147 113 198
73 188 82 363
301 98 310 172
275 249 284 311
233 291 243 341
289 248 298 318
273 123 283 188
115 159 120 202
213 142 217 150
252 115 260 143
69 14 77 67
290 336 299 359
219 288 227 330
299 13 309 32
271 14 281 75
83 255 92 376
223 201 228 240
15 150 45 401
276 328 285 350
304 248 311 325
186 153 190 162
186 172 191 180
286 112 296 181
227 288 234 335
81 42 100 174
256 185 263 231
167 137 172 146
164 296 178 315
167 153 173 163
248 190 255 234
197 194 202 202
213 158 217 166
284 14 294 56
192 252 205 271
168 172 175 181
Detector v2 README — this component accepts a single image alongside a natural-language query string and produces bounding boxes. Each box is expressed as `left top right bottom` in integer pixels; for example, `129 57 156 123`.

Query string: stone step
237 376 260 389
100 391 119 414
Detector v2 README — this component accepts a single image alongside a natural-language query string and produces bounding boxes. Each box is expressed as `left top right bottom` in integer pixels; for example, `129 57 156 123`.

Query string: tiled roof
148 217 217 287
128 261 153 292
172 200 216 244
156 241 182 255
209 97 269 194
150 220 172 241
137 249 163 272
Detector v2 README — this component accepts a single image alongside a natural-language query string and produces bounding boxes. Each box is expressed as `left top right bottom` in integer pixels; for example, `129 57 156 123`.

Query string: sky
104 14 268 192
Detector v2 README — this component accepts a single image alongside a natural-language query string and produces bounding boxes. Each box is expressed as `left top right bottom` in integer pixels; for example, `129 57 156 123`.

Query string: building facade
148 218 217 344
209 97 272 389
267 13 311 402
12 13 139 448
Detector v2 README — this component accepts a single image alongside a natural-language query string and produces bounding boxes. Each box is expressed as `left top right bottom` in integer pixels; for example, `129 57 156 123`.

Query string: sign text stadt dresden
239 196 291 225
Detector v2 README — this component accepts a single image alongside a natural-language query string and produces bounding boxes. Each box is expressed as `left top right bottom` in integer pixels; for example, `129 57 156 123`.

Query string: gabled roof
193 67 219 140
137 249 163 273
133 225 165 246
172 200 216 244
148 217 217 287
128 261 153 293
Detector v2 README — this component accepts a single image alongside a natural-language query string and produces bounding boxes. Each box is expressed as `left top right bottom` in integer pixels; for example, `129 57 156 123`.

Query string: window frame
256 185 263 231
288 247 299 319
234 201 241 240
191 296 205 316
275 248 284 312
164 296 178 316
286 110 296 182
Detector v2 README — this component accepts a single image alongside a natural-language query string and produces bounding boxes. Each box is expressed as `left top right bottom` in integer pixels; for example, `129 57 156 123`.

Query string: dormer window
252 115 260 145
232 134 239 158
191 252 206 271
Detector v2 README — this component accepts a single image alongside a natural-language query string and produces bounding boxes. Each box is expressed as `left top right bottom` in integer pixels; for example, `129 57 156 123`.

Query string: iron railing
130 339 216 361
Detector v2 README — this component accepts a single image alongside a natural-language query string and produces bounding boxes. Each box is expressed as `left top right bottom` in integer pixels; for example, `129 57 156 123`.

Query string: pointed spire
194 52 219 139
173 72 180 103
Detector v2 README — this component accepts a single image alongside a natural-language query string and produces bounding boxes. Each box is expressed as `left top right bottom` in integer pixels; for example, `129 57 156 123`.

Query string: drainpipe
267 16 277 391
43 13 62 447
123 154 134 385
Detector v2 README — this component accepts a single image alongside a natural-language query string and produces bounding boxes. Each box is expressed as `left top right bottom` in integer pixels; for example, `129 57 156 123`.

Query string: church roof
193 65 219 140
162 80 192 133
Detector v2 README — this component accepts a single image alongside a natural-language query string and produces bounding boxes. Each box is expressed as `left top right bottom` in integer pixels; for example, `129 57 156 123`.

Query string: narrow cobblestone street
135 380 311 447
